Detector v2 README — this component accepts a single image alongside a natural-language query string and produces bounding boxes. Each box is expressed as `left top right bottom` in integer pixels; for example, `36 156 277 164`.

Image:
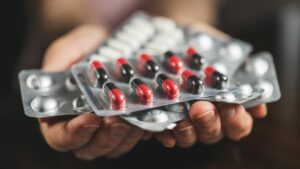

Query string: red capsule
138 54 160 78
181 70 203 94
90 60 108 87
186 48 205 70
156 74 179 99
204 66 228 89
104 82 126 109
131 78 153 104
115 57 135 83
164 51 183 74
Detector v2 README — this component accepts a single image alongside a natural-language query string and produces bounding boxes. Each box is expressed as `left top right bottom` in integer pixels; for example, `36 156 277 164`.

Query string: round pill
31 96 58 113
26 74 53 91
197 34 214 51
246 58 269 76
138 110 169 123
220 42 243 60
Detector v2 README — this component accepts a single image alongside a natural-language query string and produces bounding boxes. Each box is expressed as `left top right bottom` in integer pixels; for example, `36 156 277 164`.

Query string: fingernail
109 123 130 139
163 141 176 148
80 125 99 137
177 126 195 138
196 110 215 126
220 105 236 118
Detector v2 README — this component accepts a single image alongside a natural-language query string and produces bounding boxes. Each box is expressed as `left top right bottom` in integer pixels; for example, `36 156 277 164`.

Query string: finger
189 101 223 144
247 104 267 119
40 113 101 152
73 117 131 160
172 119 197 148
141 131 153 141
218 104 253 141
105 126 144 158
155 131 176 148
43 24 107 71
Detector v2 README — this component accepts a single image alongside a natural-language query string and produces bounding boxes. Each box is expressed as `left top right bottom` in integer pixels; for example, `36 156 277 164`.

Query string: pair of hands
40 25 267 160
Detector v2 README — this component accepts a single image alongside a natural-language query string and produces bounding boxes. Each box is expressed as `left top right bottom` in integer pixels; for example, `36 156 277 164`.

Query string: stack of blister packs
19 12 281 132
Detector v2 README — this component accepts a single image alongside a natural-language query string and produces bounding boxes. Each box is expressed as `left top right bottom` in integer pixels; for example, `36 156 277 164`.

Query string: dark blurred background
0 0 300 169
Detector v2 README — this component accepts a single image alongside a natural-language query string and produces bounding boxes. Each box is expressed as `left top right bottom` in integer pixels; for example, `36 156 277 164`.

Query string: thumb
42 24 107 71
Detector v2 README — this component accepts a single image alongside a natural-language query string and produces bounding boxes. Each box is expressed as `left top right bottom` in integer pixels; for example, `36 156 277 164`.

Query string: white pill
246 58 269 76
197 34 214 51
107 39 132 57
123 25 149 43
31 96 58 113
152 17 176 32
222 42 243 60
98 46 122 59
116 32 141 51
26 74 52 91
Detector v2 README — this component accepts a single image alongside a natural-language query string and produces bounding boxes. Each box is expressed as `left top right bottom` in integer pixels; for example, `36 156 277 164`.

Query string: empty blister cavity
254 80 274 99
65 76 78 91
214 92 236 102
26 74 53 91
72 95 92 113
31 96 58 113
137 110 169 123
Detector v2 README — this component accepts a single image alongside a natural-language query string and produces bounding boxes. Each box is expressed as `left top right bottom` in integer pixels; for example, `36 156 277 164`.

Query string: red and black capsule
90 60 108 87
186 48 206 70
204 66 228 89
103 82 126 109
115 57 135 83
156 73 179 99
181 70 203 94
138 54 160 78
164 51 183 74
131 78 153 104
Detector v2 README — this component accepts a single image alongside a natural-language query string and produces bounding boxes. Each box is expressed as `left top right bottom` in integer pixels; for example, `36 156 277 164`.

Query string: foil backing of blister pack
19 70 91 118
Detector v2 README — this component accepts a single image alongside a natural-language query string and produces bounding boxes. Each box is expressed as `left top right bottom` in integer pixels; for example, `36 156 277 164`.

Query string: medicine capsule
164 51 183 74
204 66 228 89
186 48 205 70
131 78 153 104
115 57 135 83
90 60 108 87
181 70 203 94
103 82 126 109
138 54 160 78
156 74 179 99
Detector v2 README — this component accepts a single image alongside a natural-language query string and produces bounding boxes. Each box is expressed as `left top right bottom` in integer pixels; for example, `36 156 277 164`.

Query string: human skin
40 24 267 160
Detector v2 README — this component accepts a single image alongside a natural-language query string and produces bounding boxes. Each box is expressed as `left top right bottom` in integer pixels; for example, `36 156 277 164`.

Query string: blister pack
70 11 259 117
120 103 190 132
18 11 281 132
19 70 91 118
232 52 281 108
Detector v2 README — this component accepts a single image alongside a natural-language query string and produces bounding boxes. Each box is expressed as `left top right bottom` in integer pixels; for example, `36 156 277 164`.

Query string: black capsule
116 57 135 83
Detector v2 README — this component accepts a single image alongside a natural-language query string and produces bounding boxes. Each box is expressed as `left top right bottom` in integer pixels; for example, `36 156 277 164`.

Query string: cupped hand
40 25 147 160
